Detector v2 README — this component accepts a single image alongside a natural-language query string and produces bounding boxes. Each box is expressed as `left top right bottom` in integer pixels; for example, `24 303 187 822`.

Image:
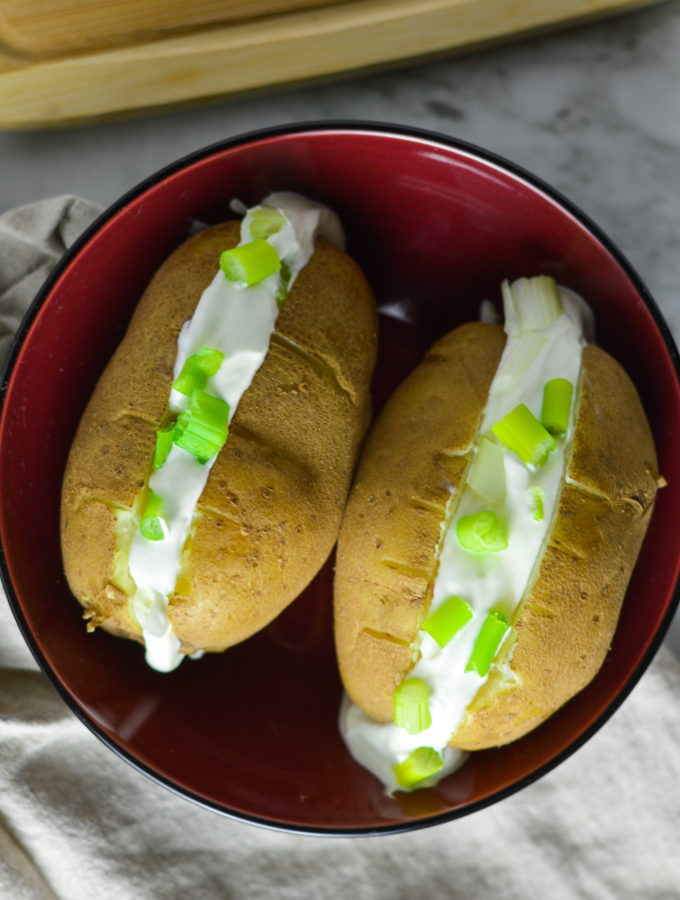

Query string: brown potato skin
61 221 377 654
333 323 658 748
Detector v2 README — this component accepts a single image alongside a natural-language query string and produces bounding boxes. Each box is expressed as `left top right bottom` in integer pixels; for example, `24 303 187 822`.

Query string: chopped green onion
456 510 508 554
465 610 510 677
276 260 291 308
492 403 556 468
422 595 473 648
245 205 287 241
140 489 168 542
152 425 175 471
528 486 545 522
541 377 573 436
469 438 506 505
393 678 432 734
502 275 562 336
172 347 225 397
173 389 230 464
393 747 443 790
220 239 281 287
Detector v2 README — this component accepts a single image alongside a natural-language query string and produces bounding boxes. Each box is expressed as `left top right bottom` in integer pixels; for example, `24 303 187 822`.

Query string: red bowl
1 123 679 835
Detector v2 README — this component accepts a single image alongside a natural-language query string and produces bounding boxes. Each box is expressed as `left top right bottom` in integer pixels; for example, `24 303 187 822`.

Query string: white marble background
0 0 679 656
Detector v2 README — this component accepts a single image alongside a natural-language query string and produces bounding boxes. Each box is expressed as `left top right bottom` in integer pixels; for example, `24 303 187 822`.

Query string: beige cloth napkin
1 197 679 900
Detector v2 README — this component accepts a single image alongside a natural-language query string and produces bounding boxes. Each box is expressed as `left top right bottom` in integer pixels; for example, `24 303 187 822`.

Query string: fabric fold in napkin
1 197 679 900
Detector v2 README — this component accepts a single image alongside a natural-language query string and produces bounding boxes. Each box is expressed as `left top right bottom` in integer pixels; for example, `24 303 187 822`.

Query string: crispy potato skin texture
333 324 658 749
61 221 377 653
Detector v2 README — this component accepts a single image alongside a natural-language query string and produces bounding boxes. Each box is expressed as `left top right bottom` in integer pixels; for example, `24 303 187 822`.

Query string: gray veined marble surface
0 1 679 657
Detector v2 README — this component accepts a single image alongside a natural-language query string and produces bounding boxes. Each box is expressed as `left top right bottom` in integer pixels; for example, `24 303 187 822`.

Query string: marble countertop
1 0 679 657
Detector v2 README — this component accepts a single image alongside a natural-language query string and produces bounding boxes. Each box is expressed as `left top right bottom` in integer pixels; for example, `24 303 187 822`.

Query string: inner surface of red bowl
2 124 679 834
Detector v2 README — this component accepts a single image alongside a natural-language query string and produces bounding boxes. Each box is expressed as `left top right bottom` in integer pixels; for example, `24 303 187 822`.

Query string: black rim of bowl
1 120 679 837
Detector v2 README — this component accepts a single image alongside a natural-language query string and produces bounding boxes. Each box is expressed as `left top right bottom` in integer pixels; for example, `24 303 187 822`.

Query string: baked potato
335 277 658 788
61 194 377 670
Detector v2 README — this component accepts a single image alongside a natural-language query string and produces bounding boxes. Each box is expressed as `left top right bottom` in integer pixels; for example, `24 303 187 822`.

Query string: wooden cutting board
0 0 660 129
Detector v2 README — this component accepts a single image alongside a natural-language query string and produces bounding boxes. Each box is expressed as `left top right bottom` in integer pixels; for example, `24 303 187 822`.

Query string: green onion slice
468 437 506 505
465 610 510 677
492 403 556 468
528 486 545 522
220 239 281 287
152 425 175 471
456 510 508 554
173 389 230 464
393 747 443 790
172 347 225 397
422 595 473 648
393 678 432 734
276 260 291 308
140 488 168 542
541 377 573 436
245 205 287 241
502 275 563 336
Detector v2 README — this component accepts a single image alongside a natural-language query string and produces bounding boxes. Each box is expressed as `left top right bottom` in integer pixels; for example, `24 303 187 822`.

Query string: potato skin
333 324 658 748
61 221 377 653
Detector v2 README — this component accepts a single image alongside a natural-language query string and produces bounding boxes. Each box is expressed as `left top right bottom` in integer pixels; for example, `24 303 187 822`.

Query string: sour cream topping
340 285 590 793
127 192 344 672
